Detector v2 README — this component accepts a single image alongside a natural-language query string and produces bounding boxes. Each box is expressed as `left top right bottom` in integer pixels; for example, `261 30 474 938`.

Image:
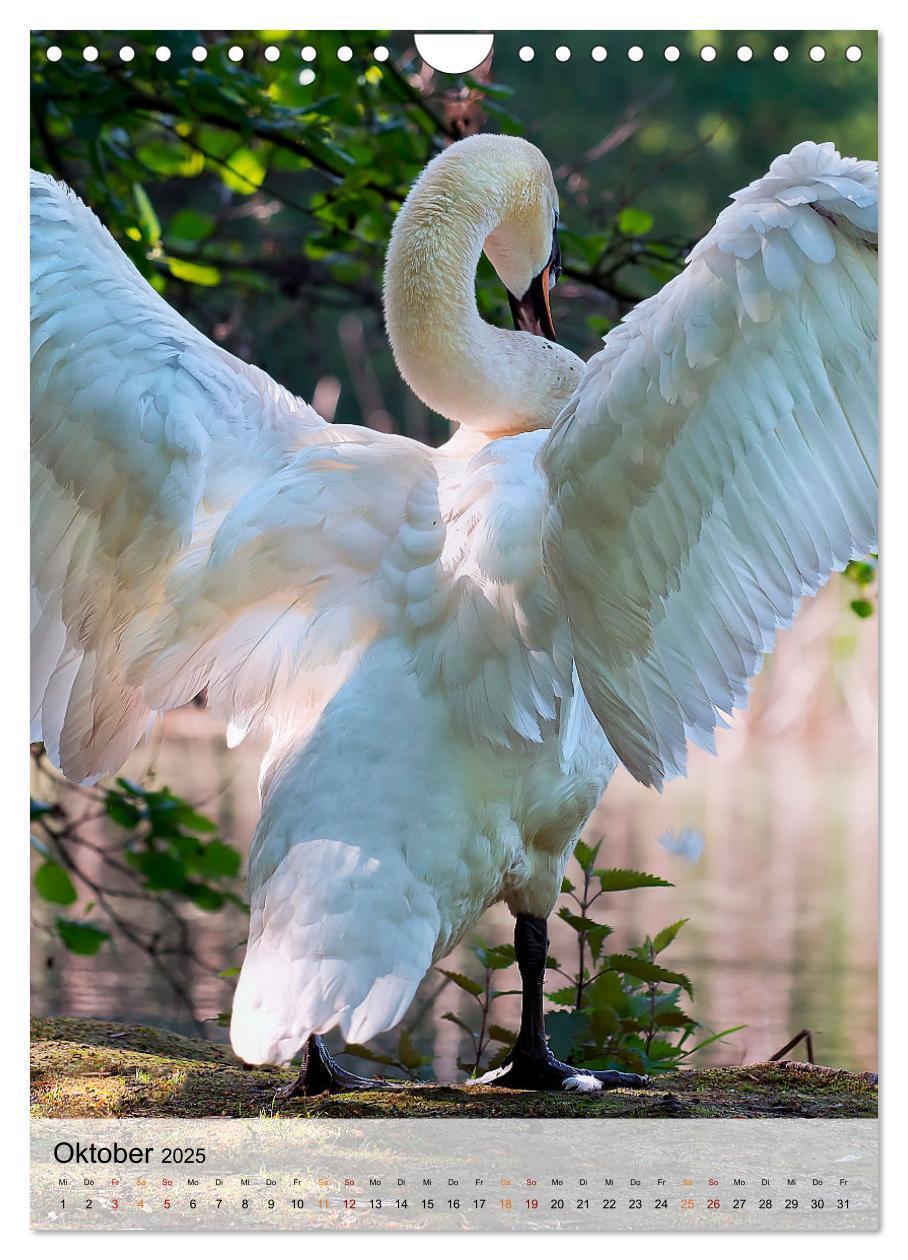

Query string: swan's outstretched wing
541 142 877 788
31 171 436 781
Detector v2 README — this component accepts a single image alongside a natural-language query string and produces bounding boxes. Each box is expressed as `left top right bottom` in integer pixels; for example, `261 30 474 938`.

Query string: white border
5 4 904 1254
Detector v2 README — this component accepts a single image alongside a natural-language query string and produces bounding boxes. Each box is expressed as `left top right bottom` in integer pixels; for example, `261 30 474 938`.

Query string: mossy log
31 1017 878 1120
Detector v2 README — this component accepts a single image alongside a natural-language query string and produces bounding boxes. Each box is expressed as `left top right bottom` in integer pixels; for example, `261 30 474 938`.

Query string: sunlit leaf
652 918 689 954
617 207 654 236
167 257 222 286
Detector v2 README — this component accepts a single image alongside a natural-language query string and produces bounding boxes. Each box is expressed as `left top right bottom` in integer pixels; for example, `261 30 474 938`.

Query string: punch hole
664 46 680 62
518 46 534 62
700 45 717 62
155 46 171 63
299 68 316 85
846 45 862 61
373 46 390 62
301 46 317 62
119 46 135 62
414 33 494 74
338 46 353 62
809 45 826 62
628 46 644 62
228 46 244 62
555 46 571 62
737 46 753 62
82 45 98 62
591 46 607 62
45 45 62 61
773 46 790 62
192 46 208 62
264 46 280 62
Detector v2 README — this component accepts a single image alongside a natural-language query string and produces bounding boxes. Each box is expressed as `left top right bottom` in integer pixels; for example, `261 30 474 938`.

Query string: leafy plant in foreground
442 838 743 1078
30 745 246 1027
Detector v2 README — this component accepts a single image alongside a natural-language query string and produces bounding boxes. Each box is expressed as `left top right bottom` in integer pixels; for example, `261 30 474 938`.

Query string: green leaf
606 953 694 997
440 1011 475 1035
166 258 222 287
217 966 241 979
115 777 145 797
557 908 603 933
587 924 614 958
104 792 142 829
587 1004 621 1041
136 140 204 178
176 808 219 833
187 883 225 912
644 1037 684 1062
167 209 215 242
573 839 601 872
133 852 186 892
397 1028 425 1070
580 968 626 1012
560 876 575 894
678 1025 747 1057
474 943 516 970
132 183 161 247
546 985 579 1007
595 868 673 892
488 1024 516 1046
56 918 110 955
652 918 689 954
850 598 874 618
219 146 268 193
437 969 484 997
845 559 876 586
30 799 54 819
343 1043 399 1068
35 861 77 906
545 1010 590 1060
654 1010 696 1029
197 840 241 879
617 207 654 236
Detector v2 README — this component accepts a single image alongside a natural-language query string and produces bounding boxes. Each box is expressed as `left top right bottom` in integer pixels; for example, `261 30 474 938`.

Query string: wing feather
541 142 877 787
31 171 433 781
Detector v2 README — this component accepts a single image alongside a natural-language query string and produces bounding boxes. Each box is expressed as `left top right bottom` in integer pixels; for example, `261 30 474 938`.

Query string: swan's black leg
481 914 648 1093
278 1035 397 1097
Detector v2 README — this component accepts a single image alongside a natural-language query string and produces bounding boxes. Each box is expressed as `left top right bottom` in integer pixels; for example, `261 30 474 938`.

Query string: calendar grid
32 1118 878 1231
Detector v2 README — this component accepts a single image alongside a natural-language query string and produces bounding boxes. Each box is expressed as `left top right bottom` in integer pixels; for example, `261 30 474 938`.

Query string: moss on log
31 1017 878 1120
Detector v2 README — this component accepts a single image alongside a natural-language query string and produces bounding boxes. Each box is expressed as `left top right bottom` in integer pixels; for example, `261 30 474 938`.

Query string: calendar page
29 27 878 1233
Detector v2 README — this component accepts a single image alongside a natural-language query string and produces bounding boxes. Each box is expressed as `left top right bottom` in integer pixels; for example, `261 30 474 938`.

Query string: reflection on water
31 585 877 1074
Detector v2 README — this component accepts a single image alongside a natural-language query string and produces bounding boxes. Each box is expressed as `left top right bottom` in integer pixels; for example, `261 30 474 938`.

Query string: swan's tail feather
229 838 439 1066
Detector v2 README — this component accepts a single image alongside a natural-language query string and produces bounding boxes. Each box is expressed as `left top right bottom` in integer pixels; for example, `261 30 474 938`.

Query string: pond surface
32 586 877 1075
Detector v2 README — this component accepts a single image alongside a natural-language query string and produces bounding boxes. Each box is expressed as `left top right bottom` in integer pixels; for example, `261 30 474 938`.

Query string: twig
769 1029 816 1065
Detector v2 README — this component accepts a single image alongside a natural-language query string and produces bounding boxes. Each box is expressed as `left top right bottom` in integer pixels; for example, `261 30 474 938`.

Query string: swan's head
384 134 583 434
475 138 562 340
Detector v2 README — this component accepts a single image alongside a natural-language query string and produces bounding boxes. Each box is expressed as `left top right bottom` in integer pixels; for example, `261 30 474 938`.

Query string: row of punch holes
45 42 864 75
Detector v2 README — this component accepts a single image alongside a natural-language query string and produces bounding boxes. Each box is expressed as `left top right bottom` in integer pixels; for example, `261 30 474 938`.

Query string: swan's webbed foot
473 1046 647 1093
476 912 648 1094
277 1034 398 1097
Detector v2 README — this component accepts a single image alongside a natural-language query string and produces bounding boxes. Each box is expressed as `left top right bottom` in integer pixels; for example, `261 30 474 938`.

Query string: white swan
31 134 877 1093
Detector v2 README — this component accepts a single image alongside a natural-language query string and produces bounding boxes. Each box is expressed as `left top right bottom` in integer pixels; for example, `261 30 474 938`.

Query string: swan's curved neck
384 173 583 437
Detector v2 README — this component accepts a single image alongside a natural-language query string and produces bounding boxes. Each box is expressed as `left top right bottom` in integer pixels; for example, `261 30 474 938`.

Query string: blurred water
31 585 877 1074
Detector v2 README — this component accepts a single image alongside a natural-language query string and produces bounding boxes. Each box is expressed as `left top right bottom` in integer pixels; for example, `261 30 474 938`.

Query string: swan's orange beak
507 227 561 341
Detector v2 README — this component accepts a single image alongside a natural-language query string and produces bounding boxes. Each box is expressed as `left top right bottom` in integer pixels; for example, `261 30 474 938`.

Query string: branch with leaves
30 746 247 1031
